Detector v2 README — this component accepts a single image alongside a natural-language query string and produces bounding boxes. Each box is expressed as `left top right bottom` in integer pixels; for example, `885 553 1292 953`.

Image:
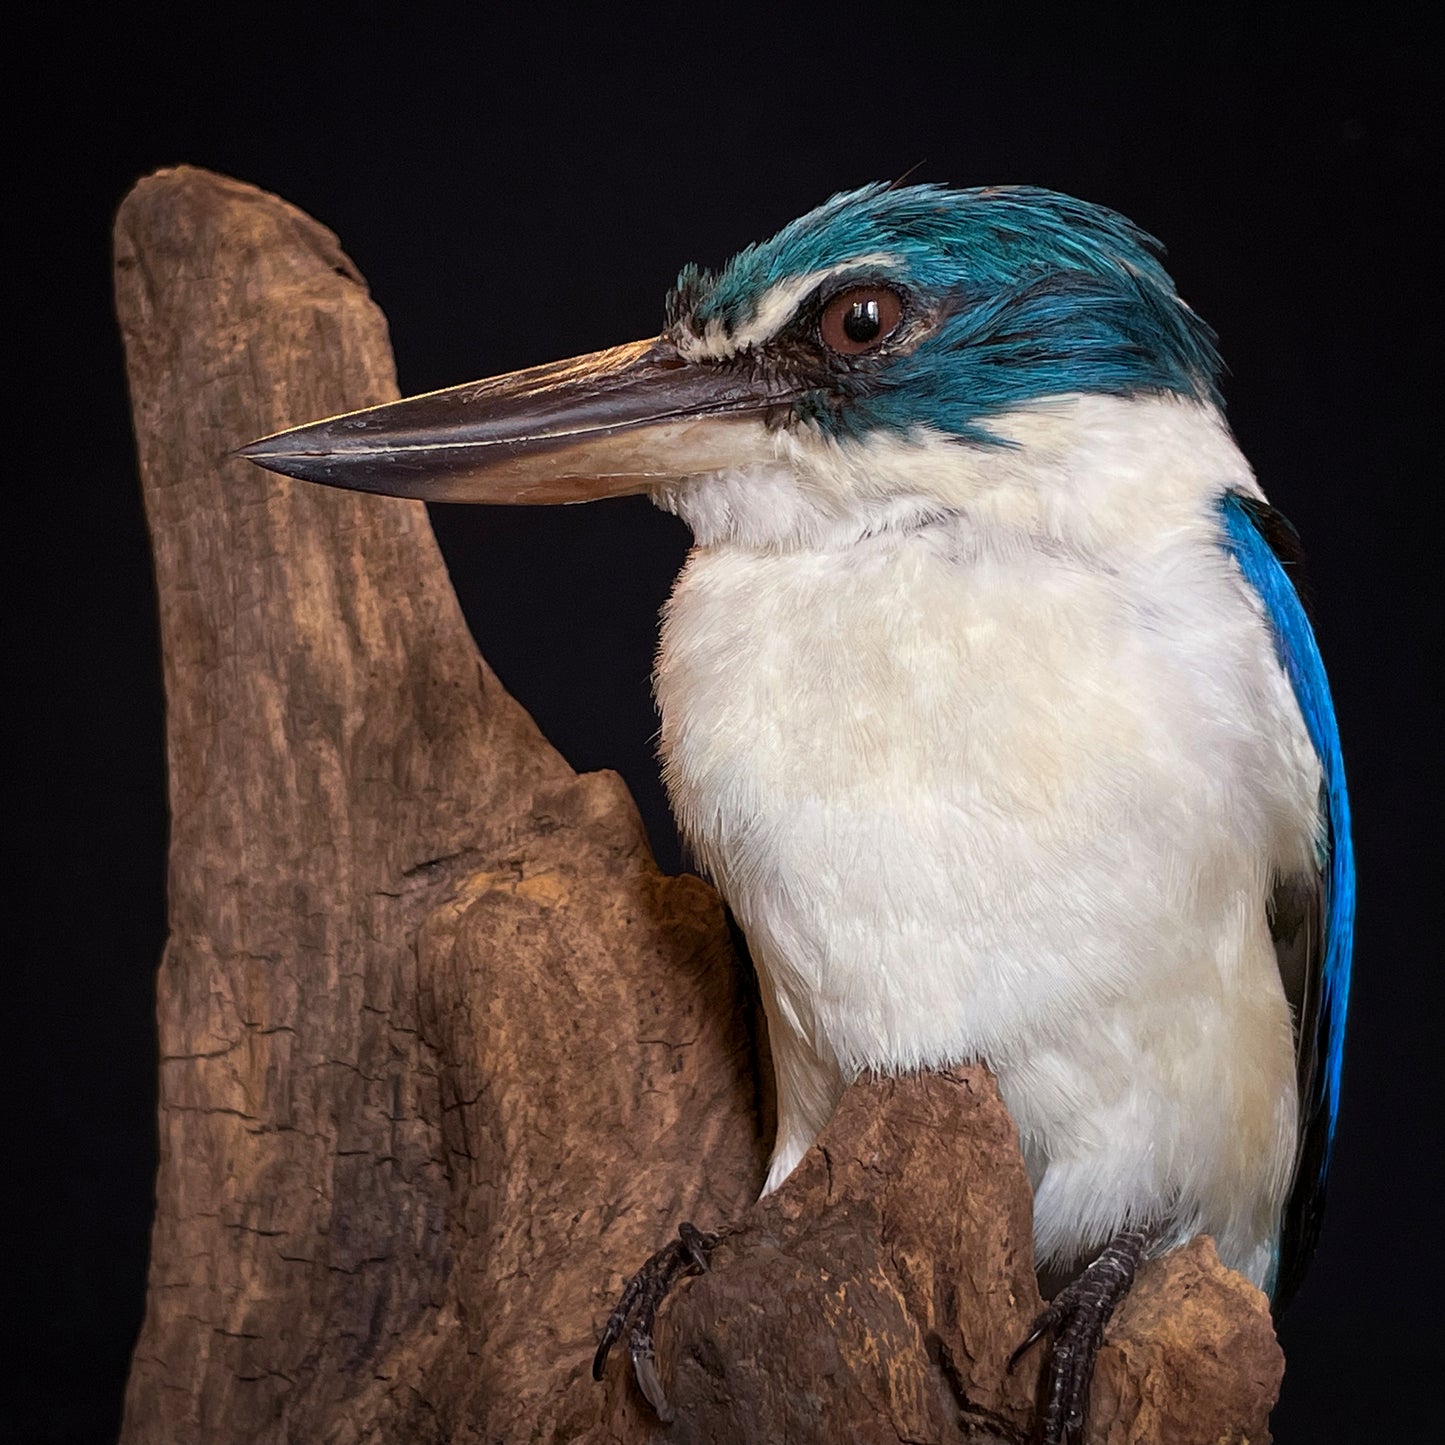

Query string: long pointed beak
238 336 792 504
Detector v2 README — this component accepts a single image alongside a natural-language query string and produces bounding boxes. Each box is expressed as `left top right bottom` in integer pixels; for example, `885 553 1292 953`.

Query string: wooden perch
114 167 1283 1445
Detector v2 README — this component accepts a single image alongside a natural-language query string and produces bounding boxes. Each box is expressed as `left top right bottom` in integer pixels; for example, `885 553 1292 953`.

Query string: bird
241 182 1354 1441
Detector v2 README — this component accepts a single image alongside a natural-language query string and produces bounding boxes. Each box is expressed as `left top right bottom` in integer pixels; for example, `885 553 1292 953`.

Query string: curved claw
679 1220 718 1272
592 1220 725 1420
631 1347 675 1424
592 1324 621 1383
1006 1308 1057 1373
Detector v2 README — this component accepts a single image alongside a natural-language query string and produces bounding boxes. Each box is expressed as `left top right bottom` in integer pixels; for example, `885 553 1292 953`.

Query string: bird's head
242 185 1224 547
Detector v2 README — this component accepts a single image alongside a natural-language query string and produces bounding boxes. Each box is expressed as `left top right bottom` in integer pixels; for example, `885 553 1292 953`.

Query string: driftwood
114 166 1283 1445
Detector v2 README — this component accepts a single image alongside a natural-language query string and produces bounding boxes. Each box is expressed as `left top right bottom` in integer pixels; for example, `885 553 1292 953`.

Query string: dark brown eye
819 286 904 355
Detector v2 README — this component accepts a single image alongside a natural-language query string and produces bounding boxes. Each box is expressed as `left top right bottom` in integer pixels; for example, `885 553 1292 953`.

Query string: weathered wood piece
114 167 1283 1445
631 1072 1282 1445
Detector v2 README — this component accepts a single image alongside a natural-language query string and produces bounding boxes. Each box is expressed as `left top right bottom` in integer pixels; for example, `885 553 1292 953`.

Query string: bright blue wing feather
1220 493 1354 1306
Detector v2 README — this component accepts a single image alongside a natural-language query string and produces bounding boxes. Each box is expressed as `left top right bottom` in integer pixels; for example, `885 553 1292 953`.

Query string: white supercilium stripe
677 253 902 361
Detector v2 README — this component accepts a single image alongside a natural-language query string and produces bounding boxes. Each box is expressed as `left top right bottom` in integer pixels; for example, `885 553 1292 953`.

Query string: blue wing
1220 493 1354 1309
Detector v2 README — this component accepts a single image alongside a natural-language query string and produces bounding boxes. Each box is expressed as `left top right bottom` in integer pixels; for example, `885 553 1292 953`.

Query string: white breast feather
653 394 1320 1289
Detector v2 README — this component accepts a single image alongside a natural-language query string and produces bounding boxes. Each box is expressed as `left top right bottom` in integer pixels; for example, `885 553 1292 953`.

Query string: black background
8 6 1438 1442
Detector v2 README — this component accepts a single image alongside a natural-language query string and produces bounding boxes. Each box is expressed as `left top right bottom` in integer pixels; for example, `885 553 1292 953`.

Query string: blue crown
668 184 1224 442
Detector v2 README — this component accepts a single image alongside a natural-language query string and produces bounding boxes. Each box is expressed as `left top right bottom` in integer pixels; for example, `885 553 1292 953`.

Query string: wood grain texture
114 167 1283 1444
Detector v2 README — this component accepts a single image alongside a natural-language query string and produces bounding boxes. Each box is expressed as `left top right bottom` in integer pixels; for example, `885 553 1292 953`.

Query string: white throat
650 392 1257 554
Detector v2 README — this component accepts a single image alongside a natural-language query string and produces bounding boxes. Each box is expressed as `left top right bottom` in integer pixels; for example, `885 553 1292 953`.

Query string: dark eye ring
819 286 904 356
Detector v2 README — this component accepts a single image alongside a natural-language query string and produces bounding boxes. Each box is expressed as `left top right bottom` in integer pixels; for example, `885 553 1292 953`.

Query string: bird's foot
592 1220 722 1423
1009 1226 1148 1445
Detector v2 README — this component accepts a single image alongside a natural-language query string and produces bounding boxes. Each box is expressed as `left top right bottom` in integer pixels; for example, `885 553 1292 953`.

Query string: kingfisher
242 184 1354 1441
